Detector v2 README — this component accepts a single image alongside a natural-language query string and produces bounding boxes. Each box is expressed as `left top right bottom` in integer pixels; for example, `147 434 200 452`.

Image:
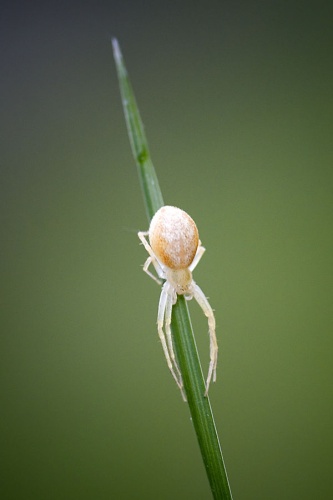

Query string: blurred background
1 1 332 499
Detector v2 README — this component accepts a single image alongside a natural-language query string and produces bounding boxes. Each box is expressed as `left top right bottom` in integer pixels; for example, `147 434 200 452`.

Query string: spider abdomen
149 206 199 270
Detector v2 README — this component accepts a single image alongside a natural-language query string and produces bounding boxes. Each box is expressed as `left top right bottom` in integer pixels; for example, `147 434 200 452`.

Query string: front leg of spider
138 205 218 400
157 282 186 401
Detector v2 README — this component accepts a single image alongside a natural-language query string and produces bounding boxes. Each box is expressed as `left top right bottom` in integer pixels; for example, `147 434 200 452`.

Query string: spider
138 205 218 401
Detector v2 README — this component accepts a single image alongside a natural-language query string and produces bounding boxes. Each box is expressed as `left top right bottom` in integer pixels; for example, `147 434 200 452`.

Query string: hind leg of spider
138 231 165 284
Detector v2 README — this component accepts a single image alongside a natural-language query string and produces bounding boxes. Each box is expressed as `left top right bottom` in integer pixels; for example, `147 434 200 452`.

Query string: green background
1 1 332 499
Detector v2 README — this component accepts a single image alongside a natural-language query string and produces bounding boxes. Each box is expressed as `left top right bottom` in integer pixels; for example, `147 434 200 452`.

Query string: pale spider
138 205 218 401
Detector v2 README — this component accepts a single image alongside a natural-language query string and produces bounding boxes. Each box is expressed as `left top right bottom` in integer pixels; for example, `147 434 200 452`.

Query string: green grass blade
112 38 163 219
112 38 233 500
172 299 232 499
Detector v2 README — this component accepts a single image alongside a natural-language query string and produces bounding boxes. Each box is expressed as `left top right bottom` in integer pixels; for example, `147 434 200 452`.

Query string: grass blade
112 38 163 219
112 38 233 499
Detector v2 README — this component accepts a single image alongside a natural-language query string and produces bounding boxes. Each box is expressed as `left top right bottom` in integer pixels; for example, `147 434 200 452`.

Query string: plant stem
112 38 233 499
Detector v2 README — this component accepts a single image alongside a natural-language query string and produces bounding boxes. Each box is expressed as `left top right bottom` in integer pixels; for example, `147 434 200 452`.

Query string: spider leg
163 286 186 401
138 231 165 283
157 283 186 401
189 242 206 272
142 256 163 285
192 283 218 396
